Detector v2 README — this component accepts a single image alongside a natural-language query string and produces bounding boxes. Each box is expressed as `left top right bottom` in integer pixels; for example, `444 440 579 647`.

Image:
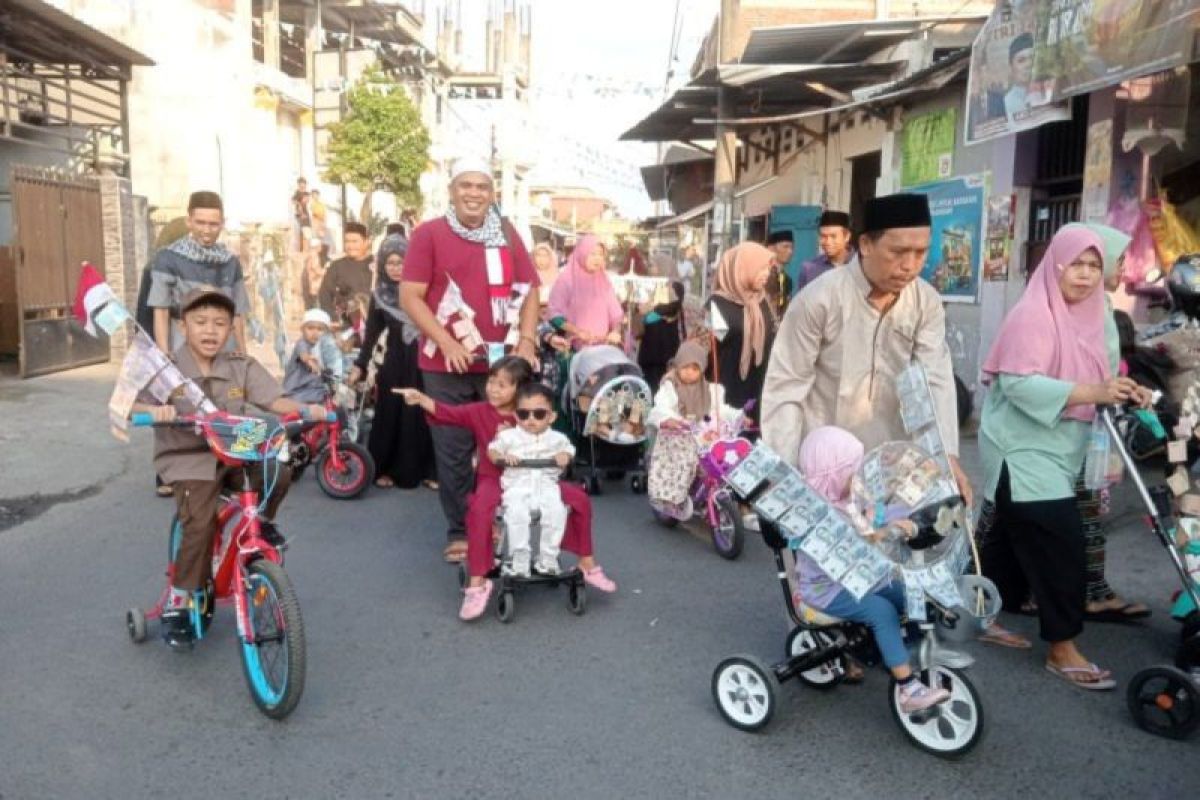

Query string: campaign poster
910 175 987 302
984 194 1016 281
964 1 1070 145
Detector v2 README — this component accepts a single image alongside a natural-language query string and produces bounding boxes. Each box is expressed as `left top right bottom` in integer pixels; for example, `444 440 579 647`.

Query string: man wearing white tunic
761 193 973 503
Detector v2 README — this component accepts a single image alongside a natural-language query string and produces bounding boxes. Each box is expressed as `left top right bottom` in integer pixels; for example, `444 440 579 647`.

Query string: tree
322 64 431 225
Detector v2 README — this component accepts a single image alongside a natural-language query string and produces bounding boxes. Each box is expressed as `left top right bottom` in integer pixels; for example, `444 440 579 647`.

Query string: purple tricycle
649 415 755 559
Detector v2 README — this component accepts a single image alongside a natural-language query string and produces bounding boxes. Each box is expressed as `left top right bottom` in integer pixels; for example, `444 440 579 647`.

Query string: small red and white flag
72 262 118 336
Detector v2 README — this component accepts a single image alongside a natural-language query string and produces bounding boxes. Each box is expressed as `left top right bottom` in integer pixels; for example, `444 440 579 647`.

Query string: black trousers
422 371 488 541
981 464 1086 643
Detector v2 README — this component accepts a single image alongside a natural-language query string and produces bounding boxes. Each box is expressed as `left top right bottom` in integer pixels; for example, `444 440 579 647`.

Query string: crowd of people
135 157 1155 691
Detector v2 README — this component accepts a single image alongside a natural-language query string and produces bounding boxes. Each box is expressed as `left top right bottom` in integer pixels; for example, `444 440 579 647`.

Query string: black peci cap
862 194 932 234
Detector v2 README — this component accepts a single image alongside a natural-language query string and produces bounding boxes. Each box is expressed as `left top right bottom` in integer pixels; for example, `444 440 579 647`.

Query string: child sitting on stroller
487 383 575 577
796 425 951 713
282 308 342 402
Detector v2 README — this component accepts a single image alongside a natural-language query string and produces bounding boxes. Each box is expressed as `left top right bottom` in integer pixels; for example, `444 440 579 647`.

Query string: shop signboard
910 175 987 302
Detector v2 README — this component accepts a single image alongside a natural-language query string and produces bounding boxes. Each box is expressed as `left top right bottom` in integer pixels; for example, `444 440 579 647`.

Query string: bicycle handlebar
130 409 338 428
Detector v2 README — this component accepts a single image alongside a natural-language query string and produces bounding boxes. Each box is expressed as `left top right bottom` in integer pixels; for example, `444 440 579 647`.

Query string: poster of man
965 1 1070 144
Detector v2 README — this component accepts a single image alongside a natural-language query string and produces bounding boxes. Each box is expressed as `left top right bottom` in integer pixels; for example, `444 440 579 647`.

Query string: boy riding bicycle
131 287 324 650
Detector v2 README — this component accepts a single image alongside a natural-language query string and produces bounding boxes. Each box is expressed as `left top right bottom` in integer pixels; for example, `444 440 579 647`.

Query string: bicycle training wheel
239 559 306 719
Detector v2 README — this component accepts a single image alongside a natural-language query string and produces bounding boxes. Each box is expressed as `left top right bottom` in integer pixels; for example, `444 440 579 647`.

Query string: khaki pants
171 464 291 590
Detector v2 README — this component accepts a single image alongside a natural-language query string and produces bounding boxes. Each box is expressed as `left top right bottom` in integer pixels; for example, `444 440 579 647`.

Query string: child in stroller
488 384 575 577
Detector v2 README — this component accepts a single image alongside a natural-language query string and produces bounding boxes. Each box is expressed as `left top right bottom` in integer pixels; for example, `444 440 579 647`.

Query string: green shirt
980 374 1088 502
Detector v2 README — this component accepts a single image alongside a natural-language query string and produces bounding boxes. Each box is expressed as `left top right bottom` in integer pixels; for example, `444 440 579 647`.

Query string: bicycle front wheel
238 559 306 719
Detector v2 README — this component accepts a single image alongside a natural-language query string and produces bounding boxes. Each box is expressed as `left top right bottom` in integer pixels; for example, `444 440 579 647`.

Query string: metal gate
11 166 108 377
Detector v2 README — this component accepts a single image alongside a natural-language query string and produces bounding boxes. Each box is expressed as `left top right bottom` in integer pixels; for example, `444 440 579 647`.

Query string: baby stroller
564 345 651 495
709 442 992 758
649 412 755 559
1097 404 1200 739
455 457 587 623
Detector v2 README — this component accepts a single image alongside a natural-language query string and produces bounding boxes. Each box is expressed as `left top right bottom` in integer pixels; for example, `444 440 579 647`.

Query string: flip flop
1084 602 1152 623
978 625 1032 649
1045 661 1116 691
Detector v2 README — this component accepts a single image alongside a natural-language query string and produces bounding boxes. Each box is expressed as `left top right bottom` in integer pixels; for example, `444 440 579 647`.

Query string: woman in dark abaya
349 234 436 489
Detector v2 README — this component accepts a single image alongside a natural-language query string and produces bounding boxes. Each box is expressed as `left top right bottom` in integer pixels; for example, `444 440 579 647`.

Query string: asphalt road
1 441 1197 799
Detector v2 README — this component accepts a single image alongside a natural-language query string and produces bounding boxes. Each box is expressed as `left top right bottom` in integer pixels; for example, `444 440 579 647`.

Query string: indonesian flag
72 262 117 336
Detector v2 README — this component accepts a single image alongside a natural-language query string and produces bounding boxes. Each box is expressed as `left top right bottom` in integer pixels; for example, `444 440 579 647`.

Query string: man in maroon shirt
401 157 540 560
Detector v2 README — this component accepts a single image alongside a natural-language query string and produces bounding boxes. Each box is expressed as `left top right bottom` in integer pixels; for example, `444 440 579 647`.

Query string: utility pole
710 0 739 294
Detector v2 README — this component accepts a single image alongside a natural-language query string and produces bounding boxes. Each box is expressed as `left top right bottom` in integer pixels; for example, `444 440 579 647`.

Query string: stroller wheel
712 654 779 732
629 473 646 495
567 584 587 616
584 475 603 496
889 666 984 759
496 591 516 624
1127 665 1200 740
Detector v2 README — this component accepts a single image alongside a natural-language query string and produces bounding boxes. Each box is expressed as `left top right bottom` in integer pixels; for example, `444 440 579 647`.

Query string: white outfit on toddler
490 426 575 576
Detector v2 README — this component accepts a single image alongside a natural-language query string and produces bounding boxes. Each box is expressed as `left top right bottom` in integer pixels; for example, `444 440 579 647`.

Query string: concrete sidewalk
0 362 149 527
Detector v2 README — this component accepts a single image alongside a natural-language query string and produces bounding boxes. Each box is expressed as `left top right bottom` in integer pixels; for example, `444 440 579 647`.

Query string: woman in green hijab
1062 222 1151 622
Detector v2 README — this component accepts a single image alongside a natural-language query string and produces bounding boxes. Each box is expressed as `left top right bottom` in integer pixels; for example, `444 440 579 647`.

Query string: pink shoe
898 680 951 713
459 580 493 621
582 566 616 593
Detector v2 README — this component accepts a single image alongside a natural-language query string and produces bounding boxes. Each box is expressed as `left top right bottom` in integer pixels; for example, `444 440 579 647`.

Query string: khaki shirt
761 260 958 466
151 346 283 483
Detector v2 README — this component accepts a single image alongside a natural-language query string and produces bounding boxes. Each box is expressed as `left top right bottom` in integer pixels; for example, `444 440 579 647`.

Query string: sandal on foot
1045 661 1115 691
443 540 468 564
842 657 866 684
423 479 439 491
1084 601 1152 623
582 566 616 593
978 624 1032 649
459 580 493 621
155 484 174 498
374 476 395 488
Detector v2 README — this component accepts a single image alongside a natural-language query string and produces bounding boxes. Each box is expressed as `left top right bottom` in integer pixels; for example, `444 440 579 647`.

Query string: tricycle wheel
315 441 375 499
785 627 844 689
712 654 779 732
456 563 468 589
496 591 516 623
238 559 306 720
568 584 587 616
1127 665 1200 740
584 475 603 496
126 608 147 644
711 492 746 560
889 666 984 758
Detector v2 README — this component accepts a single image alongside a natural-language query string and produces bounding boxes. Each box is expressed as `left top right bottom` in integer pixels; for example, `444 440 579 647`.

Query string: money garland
723 442 973 615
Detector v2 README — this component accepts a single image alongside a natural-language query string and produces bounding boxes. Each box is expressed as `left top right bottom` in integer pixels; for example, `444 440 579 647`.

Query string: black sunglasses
515 408 551 421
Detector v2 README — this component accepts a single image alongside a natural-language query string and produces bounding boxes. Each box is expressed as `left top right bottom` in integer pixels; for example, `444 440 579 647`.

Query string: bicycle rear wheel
239 559 306 719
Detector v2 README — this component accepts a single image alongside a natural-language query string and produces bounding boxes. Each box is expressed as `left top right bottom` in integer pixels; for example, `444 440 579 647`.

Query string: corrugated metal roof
4 0 154 69
740 15 986 65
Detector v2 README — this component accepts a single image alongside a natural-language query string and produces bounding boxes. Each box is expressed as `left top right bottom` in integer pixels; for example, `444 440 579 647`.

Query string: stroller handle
496 457 567 469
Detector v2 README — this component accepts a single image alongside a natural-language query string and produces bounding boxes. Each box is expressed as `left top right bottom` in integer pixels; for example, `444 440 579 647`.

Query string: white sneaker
535 555 561 575
510 549 532 578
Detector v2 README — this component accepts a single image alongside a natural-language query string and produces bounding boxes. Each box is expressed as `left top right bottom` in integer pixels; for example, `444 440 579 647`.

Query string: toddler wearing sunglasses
487 383 575 577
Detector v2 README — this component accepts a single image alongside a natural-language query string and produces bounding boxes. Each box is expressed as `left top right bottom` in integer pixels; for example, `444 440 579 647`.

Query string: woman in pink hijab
976 224 1151 689
547 235 624 349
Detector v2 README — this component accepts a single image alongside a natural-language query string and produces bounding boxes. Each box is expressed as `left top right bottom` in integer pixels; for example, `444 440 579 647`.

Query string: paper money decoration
423 278 484 359
107 329 217 440
896 364 950 473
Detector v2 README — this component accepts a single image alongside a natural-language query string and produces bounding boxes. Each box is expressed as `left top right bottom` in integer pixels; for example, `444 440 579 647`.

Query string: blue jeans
819 580 909 670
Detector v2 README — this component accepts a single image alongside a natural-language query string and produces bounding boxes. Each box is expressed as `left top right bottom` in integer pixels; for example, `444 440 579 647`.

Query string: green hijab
1060 222 1131 280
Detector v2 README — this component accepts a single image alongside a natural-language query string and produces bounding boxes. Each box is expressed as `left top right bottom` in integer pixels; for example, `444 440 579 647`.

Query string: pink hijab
548 235 623 340
980 225 1110 422
799 426 865 509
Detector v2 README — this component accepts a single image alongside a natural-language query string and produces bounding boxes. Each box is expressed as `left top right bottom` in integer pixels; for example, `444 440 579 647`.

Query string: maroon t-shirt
426 400 514 484
403 218 537 374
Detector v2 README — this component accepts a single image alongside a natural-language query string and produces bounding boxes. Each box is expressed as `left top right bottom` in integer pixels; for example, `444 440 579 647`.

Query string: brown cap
180 286 235 316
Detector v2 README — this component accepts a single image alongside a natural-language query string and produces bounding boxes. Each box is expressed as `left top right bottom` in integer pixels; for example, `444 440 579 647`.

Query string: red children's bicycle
288 371 374 499
125 409 329 719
